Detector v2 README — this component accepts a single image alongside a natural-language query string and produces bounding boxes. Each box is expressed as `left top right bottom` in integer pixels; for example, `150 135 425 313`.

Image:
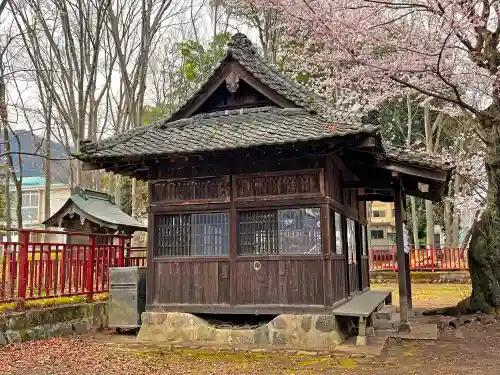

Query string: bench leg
356 317 368 346
366 315 375 337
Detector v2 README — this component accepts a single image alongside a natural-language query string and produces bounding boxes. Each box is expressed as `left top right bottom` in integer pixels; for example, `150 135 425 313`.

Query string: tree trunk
444 200 453 247
131 177 137 217
0 62 10 241
107 172 114 196
44 118 51 220
120 177 132 215
406 94 420 248
423 104 435 249
425 200 435 248
115 174 122 208
0 75 21 229
468 139 500 312
450 172 462 247
3 167 11 242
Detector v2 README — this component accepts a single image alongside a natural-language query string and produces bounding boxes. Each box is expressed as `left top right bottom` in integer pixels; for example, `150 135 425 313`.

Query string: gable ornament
225 72 240 93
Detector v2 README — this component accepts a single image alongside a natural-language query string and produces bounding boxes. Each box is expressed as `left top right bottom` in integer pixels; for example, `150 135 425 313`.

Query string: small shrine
43 187 146 244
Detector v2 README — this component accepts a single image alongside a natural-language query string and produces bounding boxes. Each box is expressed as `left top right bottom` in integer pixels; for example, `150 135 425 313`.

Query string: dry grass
372 283 471 308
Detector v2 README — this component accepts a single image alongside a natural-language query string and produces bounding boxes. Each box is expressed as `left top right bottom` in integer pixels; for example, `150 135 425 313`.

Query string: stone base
0 302 108 345
137 312 352 350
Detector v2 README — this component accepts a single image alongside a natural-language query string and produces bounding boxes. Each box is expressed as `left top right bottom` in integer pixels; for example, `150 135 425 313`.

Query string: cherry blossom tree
248 0 500 312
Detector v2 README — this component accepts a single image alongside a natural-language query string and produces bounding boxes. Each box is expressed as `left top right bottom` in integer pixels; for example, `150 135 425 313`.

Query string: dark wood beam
344 180 393 190
82 162 102 170
232 64 297 109
392 174 411 331
343 181 363 189
352 136 377 149
174 62 233 120
357 193 393 202
385 161 448 182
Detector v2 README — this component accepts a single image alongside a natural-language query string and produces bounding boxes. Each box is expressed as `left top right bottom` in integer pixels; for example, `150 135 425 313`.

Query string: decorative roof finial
228 33 257 54
361 109 380 125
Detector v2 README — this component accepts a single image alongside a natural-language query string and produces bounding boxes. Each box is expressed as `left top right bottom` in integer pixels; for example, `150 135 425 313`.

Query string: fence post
18 230 30 309
392 247 396 272
86 236 96 302
118 237 125 267
431 248 435 272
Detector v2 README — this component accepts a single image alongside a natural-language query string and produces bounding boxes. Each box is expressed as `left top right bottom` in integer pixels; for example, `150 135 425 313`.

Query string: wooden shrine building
43 187 146 243
76 34 452 322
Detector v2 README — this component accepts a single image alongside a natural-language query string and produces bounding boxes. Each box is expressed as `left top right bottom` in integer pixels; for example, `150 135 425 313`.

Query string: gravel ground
0 283 484 375
0 318 497 375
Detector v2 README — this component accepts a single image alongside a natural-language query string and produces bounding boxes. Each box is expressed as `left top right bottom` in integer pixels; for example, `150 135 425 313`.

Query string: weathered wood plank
234 259 324 305
233 169 323 201
332 257 347 303
154 261 223 305
332 289 393 317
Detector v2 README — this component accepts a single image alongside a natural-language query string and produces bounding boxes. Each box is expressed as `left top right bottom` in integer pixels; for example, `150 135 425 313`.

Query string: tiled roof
382 144 452 171
78 33 450 174
81 107 378 160
169 33 372 124
44 187 146 230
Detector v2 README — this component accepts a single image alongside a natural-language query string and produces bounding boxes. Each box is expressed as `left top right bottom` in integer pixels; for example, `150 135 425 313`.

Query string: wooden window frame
236 206 322 256
153 211 230 258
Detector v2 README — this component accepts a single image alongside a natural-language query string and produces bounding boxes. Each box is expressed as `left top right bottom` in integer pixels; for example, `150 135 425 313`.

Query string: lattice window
346 218 357 264
238 208 321 255
334 211 344 255
239 211 278 255
191 213 229 255
154 212 229 256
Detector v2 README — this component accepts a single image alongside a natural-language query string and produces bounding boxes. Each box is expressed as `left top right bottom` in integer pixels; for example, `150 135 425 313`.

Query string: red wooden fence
369 247 468 272
0 229 147 306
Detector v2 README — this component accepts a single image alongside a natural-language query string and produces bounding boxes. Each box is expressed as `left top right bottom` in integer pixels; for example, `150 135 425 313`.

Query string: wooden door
347 218 360 294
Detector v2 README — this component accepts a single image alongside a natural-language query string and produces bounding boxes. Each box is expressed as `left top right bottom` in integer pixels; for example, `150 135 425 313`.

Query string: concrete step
374 305 397 321
373 320 395 330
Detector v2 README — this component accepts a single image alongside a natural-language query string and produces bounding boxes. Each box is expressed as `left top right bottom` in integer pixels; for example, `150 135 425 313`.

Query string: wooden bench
332 289 393 346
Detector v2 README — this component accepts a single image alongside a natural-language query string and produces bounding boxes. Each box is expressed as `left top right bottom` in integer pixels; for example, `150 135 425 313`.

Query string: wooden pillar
146 180 155 308
392 173 411 330
321 204 333 306
229 176 237 306
402 194 412 310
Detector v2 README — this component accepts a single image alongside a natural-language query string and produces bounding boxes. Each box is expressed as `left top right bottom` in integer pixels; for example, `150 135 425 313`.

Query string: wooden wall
147 152 370 314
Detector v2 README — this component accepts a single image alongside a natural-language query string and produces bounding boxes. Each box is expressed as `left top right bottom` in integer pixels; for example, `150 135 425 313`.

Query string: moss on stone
0 293 108 313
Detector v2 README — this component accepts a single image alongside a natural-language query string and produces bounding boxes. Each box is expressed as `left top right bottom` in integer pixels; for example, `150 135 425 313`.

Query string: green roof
43 187 146 232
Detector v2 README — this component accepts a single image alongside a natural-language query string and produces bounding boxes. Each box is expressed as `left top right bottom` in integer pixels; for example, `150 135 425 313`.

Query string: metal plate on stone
109 267 147 329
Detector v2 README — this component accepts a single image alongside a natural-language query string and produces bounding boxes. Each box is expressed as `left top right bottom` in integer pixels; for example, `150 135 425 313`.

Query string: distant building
368 201 447 249
0 176 71 242
367 201 396 250
7 176 71 228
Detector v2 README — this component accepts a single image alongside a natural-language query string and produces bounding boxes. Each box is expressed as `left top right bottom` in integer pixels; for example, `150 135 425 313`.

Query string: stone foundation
0 301 108 345
137 312 353 350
